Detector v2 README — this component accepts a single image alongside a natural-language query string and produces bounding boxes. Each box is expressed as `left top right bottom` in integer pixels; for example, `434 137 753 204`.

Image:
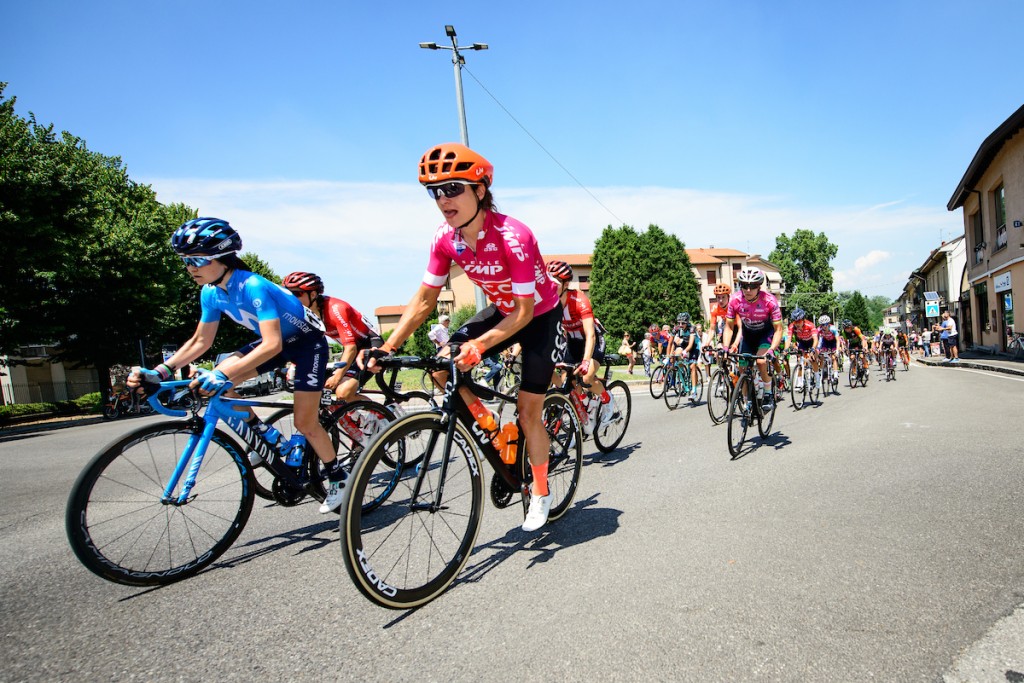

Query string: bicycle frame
145 381 299 505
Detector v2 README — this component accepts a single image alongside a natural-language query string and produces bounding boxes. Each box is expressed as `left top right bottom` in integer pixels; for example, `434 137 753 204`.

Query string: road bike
883 347 897 382
648 356 670 399
65 379 403 586
789 349 820 410
339 350 583 609
552 356 631 453
707 354 740 425
819 351 841 396
848 350 869 388
664 355 704 410
725 352 779 458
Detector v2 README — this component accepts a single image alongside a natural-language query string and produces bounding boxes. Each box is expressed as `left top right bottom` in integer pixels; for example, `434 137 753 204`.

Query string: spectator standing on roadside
618 332 636 374
641 332 653 376
427 314 451 350
939 311 960 363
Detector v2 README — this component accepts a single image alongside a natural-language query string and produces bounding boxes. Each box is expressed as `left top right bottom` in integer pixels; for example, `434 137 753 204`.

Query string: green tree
769 229 839 318
590 224 701 341
865 295 892 331
0 84 201 394
843 291 871 331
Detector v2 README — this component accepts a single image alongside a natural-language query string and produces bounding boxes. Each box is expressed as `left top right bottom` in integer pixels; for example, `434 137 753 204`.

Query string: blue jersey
199 270 325 344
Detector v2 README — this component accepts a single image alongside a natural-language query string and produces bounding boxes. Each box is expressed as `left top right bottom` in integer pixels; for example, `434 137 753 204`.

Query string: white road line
919 364 1024 382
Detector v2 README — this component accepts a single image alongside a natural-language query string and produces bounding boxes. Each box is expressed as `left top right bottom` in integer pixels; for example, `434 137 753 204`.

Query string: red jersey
320 296 379 346
787 319 818 342
560 290 604 340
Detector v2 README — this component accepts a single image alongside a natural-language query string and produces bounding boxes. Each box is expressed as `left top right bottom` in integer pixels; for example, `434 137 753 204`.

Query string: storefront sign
993 272 1012 293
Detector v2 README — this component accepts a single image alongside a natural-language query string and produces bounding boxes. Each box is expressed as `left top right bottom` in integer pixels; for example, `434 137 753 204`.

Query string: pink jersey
726 291 782 332
422 212 560 316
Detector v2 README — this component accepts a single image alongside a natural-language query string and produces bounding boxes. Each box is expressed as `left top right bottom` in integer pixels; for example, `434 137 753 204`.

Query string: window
971 211 985 265
578 275 589 283
706 270 717 285
994 184 1007 251
732 262 742 271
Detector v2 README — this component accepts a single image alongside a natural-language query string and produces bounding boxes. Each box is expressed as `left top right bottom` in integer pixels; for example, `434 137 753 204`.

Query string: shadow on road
585 440 641 467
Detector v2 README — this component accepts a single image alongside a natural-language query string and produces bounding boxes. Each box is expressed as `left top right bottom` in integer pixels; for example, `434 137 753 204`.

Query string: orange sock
531 462 549 497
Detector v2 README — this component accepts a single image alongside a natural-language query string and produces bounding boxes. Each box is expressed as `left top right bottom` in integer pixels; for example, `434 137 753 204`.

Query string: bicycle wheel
758 378 777 438
339 413 483 609
848 363 857 389
524 392 583 520
319 400 403 484
251 407 297 501
808 371 821 403
498 368 521 399
388 391 437 417
593 380 631 453
791 363 807 409
66 422 254 586
689 366 704 404
648 365 666 399
707 368 731 425
418 368 438 397
664 367 685 410
727 376 752 458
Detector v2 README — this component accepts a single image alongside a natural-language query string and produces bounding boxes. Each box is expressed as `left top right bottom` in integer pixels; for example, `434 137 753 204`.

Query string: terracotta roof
545 254 592 266
374 305 406 316
685 249 724 264
698 248 748 257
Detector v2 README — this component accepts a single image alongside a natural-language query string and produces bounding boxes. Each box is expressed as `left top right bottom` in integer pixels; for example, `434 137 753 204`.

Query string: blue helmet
171 217 242 257
791 307 806 322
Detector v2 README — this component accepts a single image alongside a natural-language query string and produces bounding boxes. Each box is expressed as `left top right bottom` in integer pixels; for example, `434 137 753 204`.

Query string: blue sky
4 1 1022 318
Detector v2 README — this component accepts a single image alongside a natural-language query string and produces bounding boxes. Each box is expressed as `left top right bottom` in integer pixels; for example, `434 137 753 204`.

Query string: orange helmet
714 283 732 296
418 143 493 187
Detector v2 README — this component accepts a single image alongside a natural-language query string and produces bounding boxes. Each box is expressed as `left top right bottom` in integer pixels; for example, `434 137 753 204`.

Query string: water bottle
284 434 306 467
253 421 287 452
498 422 518 465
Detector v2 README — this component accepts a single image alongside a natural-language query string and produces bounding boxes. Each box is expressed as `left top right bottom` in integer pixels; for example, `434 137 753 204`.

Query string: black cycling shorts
451 304 562 395
238 335 329 393
564 334 606 367
343 335 384 386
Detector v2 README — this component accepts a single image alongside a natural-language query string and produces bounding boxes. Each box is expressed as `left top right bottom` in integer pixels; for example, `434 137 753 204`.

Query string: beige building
947 103 1024 351
377 248 783 331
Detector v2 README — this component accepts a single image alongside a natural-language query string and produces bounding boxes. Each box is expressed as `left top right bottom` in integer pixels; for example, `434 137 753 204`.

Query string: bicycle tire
727 376 752 458
102 404 119 420
791 363 807 409
528 392 583 520
664 367 685 410
648 365 666 399
66 421 254 586
848 363 857 389
419 368 438 397
593 380 631 453
339 412 483 609
690 365 704 404
318 401 404 494
707 368 730 425
252 407 295 501
808 371 821 403
758 377 777 439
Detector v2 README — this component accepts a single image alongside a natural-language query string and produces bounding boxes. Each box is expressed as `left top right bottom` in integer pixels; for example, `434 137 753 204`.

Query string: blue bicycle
65 379 403 586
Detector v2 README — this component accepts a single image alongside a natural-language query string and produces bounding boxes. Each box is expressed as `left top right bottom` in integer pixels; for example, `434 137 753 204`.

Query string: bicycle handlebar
146 380 197 418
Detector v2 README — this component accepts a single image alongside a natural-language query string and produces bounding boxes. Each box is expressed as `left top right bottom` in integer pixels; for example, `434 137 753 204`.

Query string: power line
461 64 626 226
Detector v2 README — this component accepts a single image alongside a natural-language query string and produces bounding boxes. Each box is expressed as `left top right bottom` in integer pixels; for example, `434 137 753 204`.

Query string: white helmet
736 267 765 285
818 315 831 325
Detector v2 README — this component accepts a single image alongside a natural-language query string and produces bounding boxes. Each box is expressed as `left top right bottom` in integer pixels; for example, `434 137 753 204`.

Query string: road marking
918 363 1024 382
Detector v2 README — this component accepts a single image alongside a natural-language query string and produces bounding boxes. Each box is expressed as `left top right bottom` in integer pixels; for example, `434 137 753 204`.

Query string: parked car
236 370 276 396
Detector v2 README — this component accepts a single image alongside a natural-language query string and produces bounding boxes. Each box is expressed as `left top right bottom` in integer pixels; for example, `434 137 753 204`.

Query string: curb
0 415 106 437
914 357 1024 378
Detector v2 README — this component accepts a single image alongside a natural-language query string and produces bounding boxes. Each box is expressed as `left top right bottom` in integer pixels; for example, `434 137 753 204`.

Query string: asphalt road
1 366 1022 682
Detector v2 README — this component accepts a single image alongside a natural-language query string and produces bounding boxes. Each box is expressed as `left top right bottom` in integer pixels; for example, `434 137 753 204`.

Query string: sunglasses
181 255 216 268
426 182 476 200
740 283 760 290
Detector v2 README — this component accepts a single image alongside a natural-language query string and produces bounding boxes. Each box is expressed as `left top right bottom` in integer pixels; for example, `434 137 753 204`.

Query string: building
947 103 1024 351
1 346 99 405
384 248 784 329
897 237 967 339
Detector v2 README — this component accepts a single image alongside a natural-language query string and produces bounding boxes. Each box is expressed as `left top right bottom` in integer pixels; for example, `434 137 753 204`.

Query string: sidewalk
914 347 1024 377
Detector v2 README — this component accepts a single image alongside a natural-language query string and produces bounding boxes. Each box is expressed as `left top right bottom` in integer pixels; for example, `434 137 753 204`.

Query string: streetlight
420 25 490 311
419 24 488 146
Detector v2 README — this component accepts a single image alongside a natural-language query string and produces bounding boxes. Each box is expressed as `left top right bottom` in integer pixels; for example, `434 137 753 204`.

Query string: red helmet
282 272 324 294
418 143 493 187
546 260 573 282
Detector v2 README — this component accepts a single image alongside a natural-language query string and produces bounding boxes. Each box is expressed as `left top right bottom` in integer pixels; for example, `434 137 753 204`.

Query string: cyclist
816 315 840 377
547 260 616 430
784 308 820 391
667 312 701 399
880 329 897 372
128 218 349 514
709 283 732 344
896 328 911 367
721 268 783 407
840 319 870 375
361 143 562 533
282 272 384 404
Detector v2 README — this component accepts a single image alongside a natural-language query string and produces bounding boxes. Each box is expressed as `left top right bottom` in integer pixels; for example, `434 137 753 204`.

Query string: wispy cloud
147 178 962 314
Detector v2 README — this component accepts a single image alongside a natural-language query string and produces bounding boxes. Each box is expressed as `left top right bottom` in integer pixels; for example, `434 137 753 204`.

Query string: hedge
0 392 103 425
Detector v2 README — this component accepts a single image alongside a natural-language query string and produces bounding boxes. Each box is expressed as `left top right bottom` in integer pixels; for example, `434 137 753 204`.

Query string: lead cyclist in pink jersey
721 267 784 401
362 143 563 533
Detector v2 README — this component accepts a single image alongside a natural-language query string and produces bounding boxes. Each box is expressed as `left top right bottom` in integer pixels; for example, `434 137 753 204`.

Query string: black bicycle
551 355 631 453
339 350 583 609
848 350 869 388
725 352 779 458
